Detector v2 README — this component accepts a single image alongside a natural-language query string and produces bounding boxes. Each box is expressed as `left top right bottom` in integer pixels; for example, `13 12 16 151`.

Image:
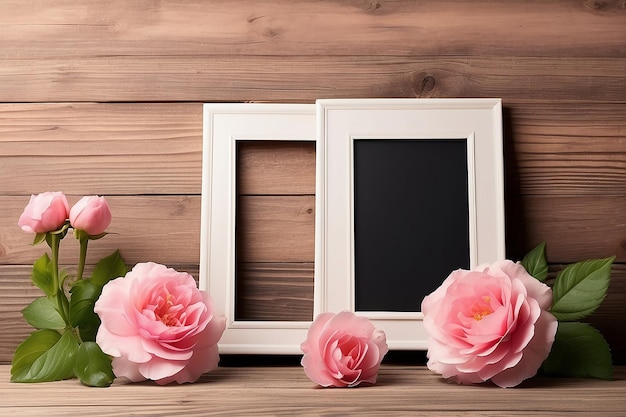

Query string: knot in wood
367 0 382 11
414 75 436 96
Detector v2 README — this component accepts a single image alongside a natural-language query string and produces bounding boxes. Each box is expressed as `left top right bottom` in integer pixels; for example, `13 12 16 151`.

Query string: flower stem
77 234 89 281
48 233 69 324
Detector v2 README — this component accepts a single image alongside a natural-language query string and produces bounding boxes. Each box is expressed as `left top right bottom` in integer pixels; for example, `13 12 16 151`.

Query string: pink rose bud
300 311 388 387
18 191 70 233
94 262 227 385
69 195 112 235
422 260 558 388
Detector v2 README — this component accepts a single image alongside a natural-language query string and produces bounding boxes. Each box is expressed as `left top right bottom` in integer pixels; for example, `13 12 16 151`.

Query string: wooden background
0 0 624 364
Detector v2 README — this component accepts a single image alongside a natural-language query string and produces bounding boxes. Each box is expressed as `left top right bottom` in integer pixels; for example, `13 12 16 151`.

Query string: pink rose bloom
422 260 558 388
94 262 226 385
69 195 112 235
300 311 388 387
18 191 69 233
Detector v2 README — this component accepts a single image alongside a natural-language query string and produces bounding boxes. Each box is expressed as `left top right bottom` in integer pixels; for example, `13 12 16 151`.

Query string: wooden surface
0 0 625 366
1 365 625 416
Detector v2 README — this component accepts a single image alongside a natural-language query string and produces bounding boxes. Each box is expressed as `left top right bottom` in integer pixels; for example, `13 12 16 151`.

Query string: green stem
77 234 89 281
48 233 69 324
71 327 84 344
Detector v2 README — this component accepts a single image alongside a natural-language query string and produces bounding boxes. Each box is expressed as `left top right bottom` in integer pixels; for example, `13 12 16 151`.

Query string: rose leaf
520 242 548 282
91 250 128 287
11 330 78 382
542 322 612 380
31 253 55 297
21 297 66 330
551 256 614 321
69 279 100 326
74 342 115 387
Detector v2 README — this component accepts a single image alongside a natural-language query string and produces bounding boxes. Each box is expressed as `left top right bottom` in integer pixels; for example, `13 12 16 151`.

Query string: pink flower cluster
17 191 227 385
18 191 111 235
422 260 558 388
15 193 561 388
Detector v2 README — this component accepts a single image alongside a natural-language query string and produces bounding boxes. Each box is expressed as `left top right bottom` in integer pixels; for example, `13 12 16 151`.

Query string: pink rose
422 260 558 388
94 262 226 385
300 311 388 387
69 195 112 235
18 191 70 233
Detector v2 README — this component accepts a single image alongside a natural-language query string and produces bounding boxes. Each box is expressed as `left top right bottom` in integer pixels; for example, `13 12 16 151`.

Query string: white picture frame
316 98 505 350
200 103 319 354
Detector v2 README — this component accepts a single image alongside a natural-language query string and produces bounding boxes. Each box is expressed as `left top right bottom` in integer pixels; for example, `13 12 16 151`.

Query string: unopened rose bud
18 191 69 233
69 195 112 235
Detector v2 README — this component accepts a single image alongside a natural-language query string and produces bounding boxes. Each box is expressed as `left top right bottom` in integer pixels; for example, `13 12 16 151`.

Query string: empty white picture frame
316 98 505 350
200 103 319 354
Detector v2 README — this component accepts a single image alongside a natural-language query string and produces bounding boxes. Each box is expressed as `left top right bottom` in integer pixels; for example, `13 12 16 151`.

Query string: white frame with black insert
316 98 505 349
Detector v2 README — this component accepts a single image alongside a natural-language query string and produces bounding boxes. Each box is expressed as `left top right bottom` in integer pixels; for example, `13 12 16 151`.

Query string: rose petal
490 311 558 387
111 356 148 383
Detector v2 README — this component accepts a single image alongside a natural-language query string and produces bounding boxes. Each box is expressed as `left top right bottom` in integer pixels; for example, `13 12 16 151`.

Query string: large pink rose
69 195 112 235
18 191 69 233
300 311 388 387
94 262 226 385
422 260 558 388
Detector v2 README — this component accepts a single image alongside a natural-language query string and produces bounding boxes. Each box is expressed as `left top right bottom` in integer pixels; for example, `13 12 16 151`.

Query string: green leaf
21 297 66 330
69 279 100 327
68 278 102 342
520 242 548 282
31 253 56 297
11 330 78 382
91 250 127 287
76 319 101 343
542 322 612 380
32 232 47 246
74 342 115 387
11 329 60 380
551 256 615 321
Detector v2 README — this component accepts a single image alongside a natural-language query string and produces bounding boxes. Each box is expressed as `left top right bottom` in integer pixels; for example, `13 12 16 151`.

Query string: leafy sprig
522 242 614 380
11 223 126 387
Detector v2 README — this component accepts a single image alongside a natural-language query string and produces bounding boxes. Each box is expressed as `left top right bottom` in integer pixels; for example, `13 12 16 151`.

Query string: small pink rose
422 260 558 388
69 195 112 235
94 262 227 385
300 311 388 387
18 191 70 233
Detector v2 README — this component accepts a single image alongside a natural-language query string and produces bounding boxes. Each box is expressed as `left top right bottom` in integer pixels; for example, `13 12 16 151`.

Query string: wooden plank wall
0 0 625 364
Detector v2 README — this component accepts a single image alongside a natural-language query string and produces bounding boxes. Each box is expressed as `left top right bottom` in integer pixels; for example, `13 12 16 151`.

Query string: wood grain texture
505 195 626 262
237 141 315 195
236 195 315 263
0 103 202 195
1 1 624 58
0 0 625 368
504 102 626 197
0 365 625 416
0 1 624 102
1 56 625 102
236 262 314 321
1 1 624 56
